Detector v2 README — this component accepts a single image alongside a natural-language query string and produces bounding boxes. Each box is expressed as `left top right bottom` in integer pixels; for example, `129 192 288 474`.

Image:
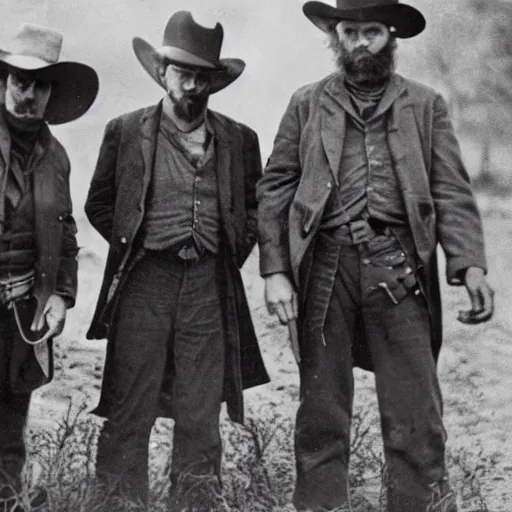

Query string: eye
11 73 31 88
365 27 383 38
344 28 357 37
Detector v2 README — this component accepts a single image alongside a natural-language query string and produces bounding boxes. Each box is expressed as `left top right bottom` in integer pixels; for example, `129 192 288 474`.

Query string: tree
427 0 512 182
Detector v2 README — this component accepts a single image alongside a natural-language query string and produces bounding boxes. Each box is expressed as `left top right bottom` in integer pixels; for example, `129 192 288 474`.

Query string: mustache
14 100 36 114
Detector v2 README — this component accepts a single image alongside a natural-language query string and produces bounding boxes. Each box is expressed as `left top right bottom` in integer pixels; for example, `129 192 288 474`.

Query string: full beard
169 91 209 123
329 36 397 88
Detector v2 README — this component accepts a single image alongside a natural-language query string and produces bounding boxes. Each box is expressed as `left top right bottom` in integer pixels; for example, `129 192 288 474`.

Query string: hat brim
303 1 426 38
132 37 245 94
0 52 99 124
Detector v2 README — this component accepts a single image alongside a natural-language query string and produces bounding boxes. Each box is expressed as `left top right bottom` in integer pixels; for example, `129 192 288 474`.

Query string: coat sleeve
256 94 303 277
238 126 262 266
84 118 120 243
430 93 487 284
55 156 78 308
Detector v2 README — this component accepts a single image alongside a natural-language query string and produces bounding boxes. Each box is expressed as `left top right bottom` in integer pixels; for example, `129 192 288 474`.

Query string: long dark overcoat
257 73 488 370
85 103 269 424
0 116 78 388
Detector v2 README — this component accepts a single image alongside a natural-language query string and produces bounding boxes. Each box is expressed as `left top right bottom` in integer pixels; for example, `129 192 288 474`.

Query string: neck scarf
344 78 388 120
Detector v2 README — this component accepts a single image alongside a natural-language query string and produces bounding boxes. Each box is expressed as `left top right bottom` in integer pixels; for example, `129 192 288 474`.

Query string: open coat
85 103 269 424
0 116 78 387
257 73 487 370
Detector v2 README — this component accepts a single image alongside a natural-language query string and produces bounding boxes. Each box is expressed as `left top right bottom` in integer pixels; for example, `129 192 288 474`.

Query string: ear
156 59 168 89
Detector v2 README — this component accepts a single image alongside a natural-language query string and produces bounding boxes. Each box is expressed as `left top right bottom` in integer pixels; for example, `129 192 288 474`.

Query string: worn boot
385 477 457 512
426 478 457 512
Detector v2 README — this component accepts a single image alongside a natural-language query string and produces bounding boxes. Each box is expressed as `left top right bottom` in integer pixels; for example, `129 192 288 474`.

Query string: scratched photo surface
1 1 511 510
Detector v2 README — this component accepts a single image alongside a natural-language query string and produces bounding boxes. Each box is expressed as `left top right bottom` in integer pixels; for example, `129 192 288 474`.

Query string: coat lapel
209 111 233 213
209 112 237 250
139 103 161 183
320 77 348 186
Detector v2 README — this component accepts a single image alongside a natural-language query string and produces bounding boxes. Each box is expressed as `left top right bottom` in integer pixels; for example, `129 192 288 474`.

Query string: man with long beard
85 10 268 511
257 1 493 511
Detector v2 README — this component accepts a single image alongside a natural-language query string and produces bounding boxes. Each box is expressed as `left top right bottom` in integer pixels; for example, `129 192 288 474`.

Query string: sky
1 0 471 214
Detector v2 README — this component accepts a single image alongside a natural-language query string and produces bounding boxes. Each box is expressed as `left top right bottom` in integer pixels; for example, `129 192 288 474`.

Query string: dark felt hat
133 11 245 94
303 0 426 38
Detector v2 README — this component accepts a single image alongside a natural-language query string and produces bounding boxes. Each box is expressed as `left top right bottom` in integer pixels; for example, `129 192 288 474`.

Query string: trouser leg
361 236 447 510
169 256 225 509
0 307 32 498
95 253 177 505
293 242 359 511
0 391 31 497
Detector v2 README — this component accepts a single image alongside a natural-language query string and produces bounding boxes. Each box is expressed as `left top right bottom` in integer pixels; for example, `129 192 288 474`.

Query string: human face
4 71 52 120
329 20 396 87
335 21 390 55
159 62 211 122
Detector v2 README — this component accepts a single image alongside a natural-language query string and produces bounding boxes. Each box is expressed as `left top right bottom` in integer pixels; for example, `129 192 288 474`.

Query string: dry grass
7 399 496 511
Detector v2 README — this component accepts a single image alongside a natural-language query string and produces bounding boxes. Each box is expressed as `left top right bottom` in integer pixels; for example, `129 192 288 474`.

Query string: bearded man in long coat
85 11 269 510
257 1 494 511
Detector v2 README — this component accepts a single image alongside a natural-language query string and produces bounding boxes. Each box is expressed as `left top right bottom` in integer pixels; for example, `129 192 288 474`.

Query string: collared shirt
141 101 221 253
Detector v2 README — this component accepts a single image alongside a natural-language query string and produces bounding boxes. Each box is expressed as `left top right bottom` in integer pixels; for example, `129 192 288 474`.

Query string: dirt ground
28 194 512 511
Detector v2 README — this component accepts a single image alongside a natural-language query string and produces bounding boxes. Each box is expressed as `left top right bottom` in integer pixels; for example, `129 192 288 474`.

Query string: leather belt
336 218 392 245
0 270 35 305
158 240 209 263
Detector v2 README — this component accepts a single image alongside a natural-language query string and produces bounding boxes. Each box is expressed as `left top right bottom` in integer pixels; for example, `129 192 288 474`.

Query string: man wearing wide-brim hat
257 1 493 511
0 23 98 510
85 10 269 509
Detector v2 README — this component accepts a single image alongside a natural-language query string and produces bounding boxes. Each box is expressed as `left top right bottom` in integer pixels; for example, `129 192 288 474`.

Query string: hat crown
9 23 62 64
162 11 223 66
335 0 398 8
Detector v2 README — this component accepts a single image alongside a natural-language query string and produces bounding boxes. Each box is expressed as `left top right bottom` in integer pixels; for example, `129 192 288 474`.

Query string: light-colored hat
303 0 426 38
132 11 245 94
0 23 99 124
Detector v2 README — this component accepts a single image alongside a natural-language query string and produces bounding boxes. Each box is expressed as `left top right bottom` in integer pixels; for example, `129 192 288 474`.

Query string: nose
355 34 370 48
22 81 37 99
182 76 198 91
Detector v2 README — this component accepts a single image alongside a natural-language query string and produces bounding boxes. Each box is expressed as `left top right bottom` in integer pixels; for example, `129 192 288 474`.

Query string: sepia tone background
2 1 512 510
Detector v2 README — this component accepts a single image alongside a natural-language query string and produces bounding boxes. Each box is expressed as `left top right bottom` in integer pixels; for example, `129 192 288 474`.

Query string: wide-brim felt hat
303 0 426 38
133 11 245 94
0 23 99 124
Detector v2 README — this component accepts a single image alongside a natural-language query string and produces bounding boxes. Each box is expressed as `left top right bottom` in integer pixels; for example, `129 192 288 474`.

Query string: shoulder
106 104 159 132
46 131 71 173
288 74 337 106
208 110 259 143
398 74 443 104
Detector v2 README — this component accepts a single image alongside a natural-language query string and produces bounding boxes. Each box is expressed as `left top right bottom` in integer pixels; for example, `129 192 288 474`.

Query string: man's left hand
458 267 494 324
30 294 67 335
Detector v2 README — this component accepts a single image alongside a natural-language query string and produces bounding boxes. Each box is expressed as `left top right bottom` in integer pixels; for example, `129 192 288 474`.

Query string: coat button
120 237 127 244
327 182 332 189
58 215 64 221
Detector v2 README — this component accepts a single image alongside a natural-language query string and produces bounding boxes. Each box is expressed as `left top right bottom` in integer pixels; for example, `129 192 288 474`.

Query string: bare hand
458 267 494 324
264 273 298 325
30 294 67 336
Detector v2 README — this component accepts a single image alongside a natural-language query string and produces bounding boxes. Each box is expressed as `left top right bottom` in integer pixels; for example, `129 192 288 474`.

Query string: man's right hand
264 273 298 325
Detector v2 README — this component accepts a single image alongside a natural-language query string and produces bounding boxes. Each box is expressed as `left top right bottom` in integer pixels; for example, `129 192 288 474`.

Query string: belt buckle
349 219 372 244
177 244 201 262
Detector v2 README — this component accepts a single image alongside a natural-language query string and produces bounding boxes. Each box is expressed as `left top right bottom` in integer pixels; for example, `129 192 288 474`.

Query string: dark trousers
95 250 225 505
293 231 446 511
0 305 33 497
